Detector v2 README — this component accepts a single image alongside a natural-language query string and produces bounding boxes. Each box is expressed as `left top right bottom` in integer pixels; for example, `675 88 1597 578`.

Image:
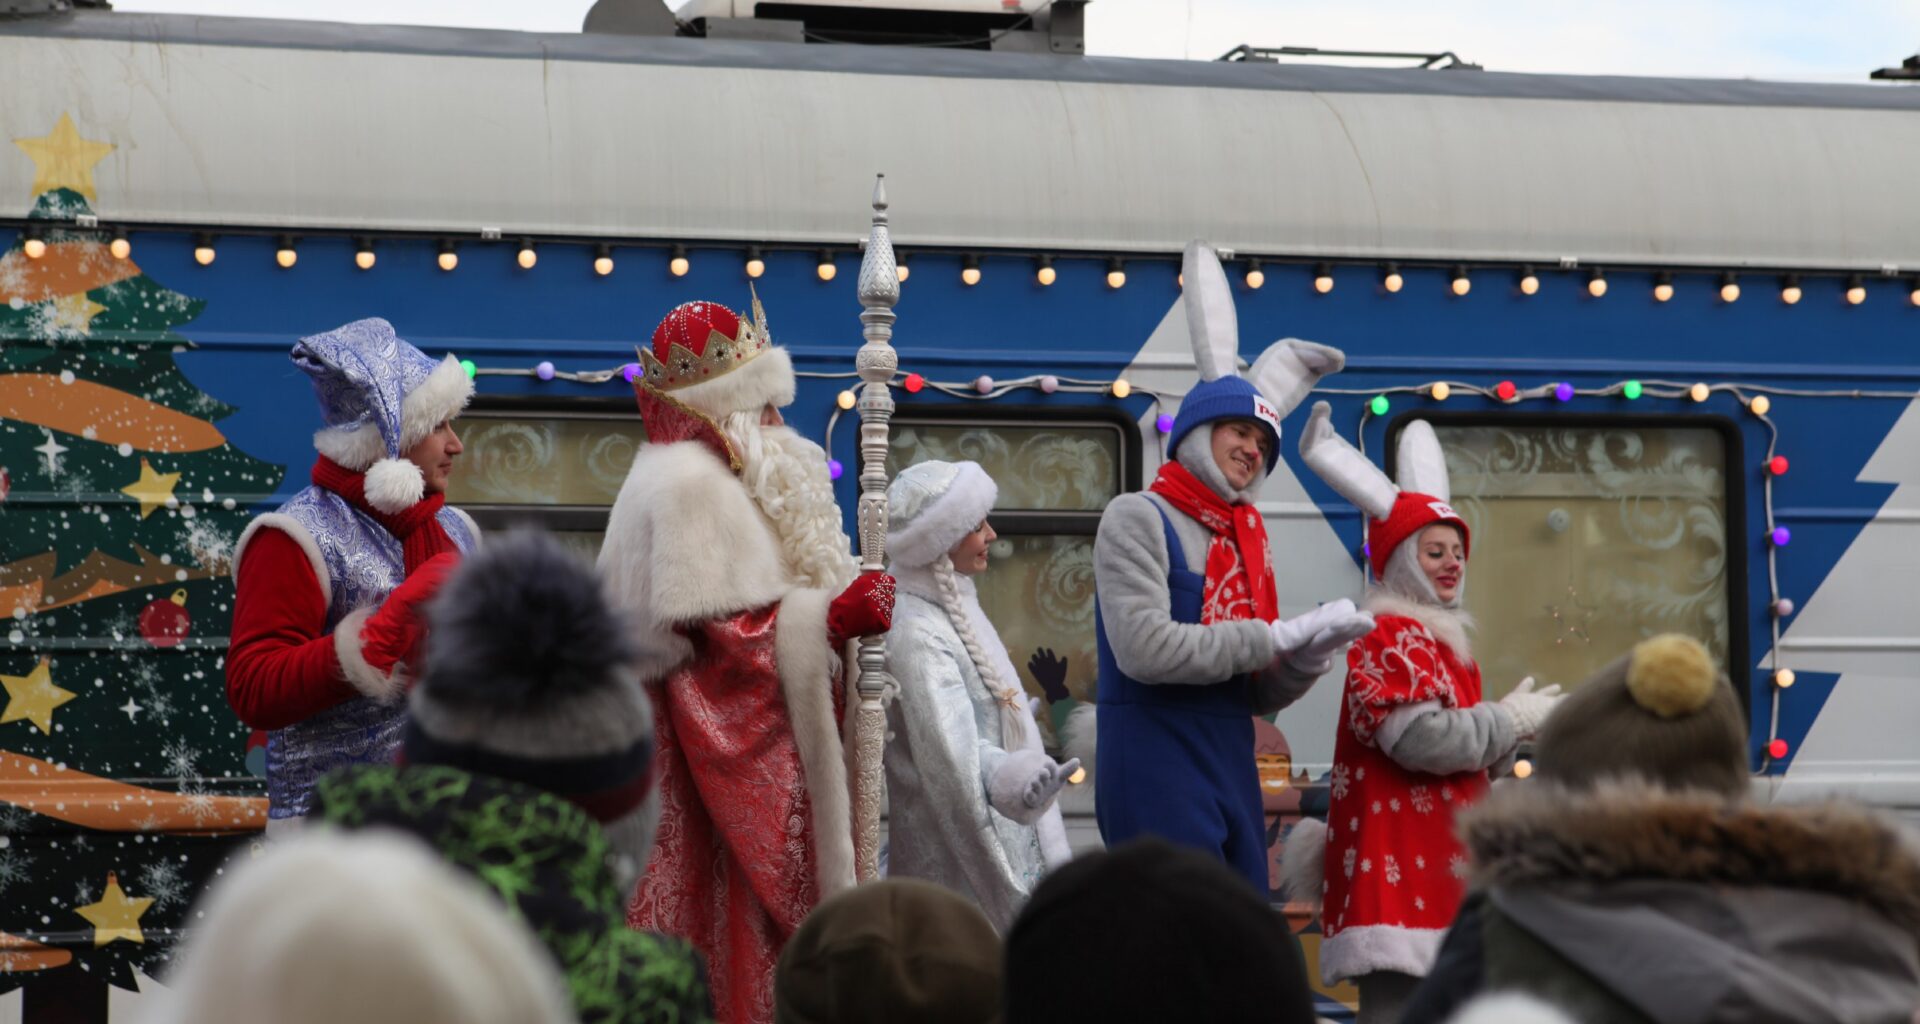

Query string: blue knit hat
1166 376 1284 476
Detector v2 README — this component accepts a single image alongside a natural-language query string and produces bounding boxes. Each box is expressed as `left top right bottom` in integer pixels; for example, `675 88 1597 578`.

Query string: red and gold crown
639 294 770 392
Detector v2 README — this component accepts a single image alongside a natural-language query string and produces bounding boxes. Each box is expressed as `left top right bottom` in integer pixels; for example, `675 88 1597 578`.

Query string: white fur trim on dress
597 440 788 638
667 346 796 423
1363 590 1473 663
986 747 1056 826
1318 923 1448 986
1444 993 1577 1024
1280 816 1326 909
888 462 998 569
312 355 474 471
332 606 407 703
774 586 856 896
364 458 426 515
233 514 332 610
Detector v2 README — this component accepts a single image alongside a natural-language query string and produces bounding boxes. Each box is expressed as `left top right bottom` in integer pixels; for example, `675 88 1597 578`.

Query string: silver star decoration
33 431 67 478
118 698 142 721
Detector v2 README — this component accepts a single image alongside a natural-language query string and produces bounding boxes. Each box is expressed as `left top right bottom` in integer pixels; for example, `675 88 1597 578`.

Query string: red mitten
827 572 896 646
357 553 461 677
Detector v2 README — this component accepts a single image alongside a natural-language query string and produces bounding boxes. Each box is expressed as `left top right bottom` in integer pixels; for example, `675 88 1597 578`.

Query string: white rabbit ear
1298 401 1398 520
1395 419 1451 502
1182 241 1239 382
1249 339 1345 418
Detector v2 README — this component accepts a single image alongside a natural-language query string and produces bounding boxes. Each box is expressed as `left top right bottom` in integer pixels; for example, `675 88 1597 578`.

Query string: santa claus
598 295 893 1024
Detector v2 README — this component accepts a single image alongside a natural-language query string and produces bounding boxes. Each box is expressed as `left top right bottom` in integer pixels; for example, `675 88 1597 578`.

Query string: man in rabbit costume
1291 404 1562 1024
1092 242 1376 894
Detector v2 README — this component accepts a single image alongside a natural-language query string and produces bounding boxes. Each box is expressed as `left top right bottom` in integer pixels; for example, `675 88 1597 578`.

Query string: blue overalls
1094 502 1268 894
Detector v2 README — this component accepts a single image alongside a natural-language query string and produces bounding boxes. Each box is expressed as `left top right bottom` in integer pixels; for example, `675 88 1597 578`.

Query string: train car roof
6 11 1919 269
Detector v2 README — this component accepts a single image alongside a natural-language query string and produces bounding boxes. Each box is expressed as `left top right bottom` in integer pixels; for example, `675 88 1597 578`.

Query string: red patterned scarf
1148 461 1278 625
312 456 460 574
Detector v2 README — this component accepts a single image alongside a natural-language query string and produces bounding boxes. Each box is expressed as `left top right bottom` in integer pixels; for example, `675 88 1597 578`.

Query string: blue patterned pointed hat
292 318 473 512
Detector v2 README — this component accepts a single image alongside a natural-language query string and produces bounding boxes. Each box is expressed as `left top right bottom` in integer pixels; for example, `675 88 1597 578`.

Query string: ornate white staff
850 174 899 881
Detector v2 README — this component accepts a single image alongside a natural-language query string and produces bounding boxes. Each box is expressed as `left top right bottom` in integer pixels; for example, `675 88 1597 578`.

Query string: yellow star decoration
0 658 75 735
121 459 182 520
48 294 108 336
75 873 153 947
13 114 115 203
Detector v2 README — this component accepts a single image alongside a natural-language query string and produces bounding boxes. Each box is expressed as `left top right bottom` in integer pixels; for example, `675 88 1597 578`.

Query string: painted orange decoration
0 374 225 453
0 751 265 831
0 246 138 306
0 932 74 973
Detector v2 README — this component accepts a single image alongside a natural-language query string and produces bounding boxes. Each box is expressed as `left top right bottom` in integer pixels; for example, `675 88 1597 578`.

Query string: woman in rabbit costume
1093 242 1376 895
1292 403 1563 1024
883 460 1081 933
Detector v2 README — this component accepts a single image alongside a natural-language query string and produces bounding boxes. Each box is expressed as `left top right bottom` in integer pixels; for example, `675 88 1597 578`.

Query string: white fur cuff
988 747 1056 825
333 606 407 703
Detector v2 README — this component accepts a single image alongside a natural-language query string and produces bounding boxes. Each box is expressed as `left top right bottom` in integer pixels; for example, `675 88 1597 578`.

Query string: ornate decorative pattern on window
445 415 646 508
889 423 1120 511
1433 424 1730 698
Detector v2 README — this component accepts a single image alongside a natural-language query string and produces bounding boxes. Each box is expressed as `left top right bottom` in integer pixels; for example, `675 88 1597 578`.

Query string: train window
889 418 1131 747
442 409 646 556
1399 417 1741 699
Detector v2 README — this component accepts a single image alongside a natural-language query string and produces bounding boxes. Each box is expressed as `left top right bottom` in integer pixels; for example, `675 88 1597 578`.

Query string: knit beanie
775 877 1003 1024
1535 633 1746 797
887 460 998 569
1166 375 1284 476
1003 838 1315 1024
407 530 659 872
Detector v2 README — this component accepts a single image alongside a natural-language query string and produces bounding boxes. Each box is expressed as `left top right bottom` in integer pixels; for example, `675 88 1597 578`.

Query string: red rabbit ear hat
1367 491 1470 579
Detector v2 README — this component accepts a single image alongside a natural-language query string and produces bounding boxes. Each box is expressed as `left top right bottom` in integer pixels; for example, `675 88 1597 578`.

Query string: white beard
722 412 857 592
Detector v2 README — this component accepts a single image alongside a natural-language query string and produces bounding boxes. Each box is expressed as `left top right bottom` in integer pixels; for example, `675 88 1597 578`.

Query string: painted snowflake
1360 857 1373 874
1343 847 1357 879
1389 797 1402 813
1410 786 1435 815
1415 854 1427 870
1384 855 1402 885
1450 854 1469 879
1329 763 1351 799
139 859 188 910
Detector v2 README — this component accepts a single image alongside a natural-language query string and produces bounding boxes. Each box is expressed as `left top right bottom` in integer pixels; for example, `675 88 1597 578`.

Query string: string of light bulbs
10 219 1920 305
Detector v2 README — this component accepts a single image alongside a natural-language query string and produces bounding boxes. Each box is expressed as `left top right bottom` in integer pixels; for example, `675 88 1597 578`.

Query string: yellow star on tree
48 293 108 336
120 459 181 520
12 114 115 203
0 658 75 735
74 873 153 947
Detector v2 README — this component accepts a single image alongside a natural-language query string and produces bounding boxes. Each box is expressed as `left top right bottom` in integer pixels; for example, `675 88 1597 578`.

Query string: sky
108 0 1920 83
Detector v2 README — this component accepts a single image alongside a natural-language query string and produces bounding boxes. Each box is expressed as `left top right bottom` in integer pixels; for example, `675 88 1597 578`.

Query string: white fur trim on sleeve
233 514 331 611
665 346 796 424
887 461 998 569
399 354 476 451
363 458 426 515
1377 699 1444 758
332 606 407 703
986 747 1055 825
774 586 856 897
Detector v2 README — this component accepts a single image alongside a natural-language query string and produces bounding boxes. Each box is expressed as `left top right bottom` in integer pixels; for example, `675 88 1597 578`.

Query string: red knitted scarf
1148 460 1278 625
312 456 459 574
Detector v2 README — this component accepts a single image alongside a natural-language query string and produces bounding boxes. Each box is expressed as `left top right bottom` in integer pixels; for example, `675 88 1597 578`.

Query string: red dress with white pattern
1319 614 1488 983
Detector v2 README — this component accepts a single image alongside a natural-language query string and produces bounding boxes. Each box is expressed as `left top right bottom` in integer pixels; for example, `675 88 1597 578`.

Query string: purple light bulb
828 459 844 481
535 361 555 381
1155 413 1175 434
1554 382 1575 402
1770 526 1791 547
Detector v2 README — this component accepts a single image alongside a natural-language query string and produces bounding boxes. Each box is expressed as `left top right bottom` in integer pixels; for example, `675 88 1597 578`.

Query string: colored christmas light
827 459 844 481
1767 738 1789 759
1495 380 1517 401
1774 668 1796 688
1768 455 1789 476
1690 383 1710 402
1772 598 1795 618
1750 395 1772 416
1554 382 1575 402
459 359 477 379
1369 395 1390 416
974 375 994 394
1429 382 1450 401
1770 526 1791 547
836 390 857 410
534 361 555 381
1155 413 1175 434
1622 380 1643 400
621 363 639 383
1038 375 1060 394
1110 378 1133 399
903 373 925 394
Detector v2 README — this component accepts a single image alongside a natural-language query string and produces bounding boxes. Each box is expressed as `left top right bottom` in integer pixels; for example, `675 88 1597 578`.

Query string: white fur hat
886 460 998 569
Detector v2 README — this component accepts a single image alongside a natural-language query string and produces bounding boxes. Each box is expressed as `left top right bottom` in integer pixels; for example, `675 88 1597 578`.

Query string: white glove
1023 757 1081 812
1270 600 1375 674
1497 676 1563 738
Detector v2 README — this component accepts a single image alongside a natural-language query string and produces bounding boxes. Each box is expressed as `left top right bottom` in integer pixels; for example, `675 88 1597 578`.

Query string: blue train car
2 6 1916 1018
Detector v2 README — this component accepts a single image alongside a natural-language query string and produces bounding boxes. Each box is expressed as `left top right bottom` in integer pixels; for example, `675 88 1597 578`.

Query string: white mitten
988 750 1081 825
1270 599 1358 654
1293 611 1376 669
1497 676 1563 738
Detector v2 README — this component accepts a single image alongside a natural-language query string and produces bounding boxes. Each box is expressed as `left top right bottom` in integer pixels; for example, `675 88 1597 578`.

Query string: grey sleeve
1093 494 1277 686
1382 703 1520 776
1251 658 1325 716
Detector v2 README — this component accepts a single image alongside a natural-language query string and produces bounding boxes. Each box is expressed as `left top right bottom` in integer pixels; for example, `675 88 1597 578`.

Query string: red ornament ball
139 589 192 648
1495 380 1518 401
903 373 925 394
1768 455 1789 476
1766 737 1790 760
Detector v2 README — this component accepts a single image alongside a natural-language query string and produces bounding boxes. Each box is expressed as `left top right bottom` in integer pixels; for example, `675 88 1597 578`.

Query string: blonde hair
157 830 576 1024
930 554 1027 747
722 410 856 591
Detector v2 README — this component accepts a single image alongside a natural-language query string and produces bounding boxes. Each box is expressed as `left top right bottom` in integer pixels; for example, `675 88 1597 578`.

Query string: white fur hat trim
364 457 426 515
887 460 997 569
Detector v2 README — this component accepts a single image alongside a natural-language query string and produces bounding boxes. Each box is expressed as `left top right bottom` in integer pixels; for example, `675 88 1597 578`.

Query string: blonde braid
931 555 1028 747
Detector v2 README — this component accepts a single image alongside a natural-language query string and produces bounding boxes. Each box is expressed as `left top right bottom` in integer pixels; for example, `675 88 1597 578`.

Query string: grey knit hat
1535 633 1747 797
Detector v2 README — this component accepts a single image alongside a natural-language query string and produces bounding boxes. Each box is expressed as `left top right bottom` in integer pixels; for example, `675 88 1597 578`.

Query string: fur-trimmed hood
1458 780 1920 1024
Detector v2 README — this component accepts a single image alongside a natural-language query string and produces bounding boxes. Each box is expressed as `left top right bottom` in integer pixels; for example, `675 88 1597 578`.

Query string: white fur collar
1362 589 1473 661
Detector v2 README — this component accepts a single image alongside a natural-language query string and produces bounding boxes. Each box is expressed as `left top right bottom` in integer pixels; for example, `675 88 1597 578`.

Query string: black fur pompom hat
405 530 659 874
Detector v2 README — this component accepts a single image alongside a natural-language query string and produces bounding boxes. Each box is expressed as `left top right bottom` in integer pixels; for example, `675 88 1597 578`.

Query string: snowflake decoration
1414 896 1426 911
1360 857 1373 874
1415 855 1427 870
1450 854 1469 879
138 859 188 910
1389 797 1402 813
1371 800 1382 814
1384 855 1402 885
1329 763 1351 800
161 739 200 780
1342 847 1356 879
0 851 33 894
1410 786 1435 815
72 880 97 906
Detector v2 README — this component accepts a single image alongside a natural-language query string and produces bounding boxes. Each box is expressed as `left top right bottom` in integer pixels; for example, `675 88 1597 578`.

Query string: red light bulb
1495 380 1517 402
903 373 925 394
1768 455 1789 476
1767 738 1789 760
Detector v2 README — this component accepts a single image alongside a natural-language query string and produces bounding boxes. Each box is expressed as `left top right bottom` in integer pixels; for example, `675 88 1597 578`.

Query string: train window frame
1383 409 1751 719
886 403 1144 533
449 396 642 536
